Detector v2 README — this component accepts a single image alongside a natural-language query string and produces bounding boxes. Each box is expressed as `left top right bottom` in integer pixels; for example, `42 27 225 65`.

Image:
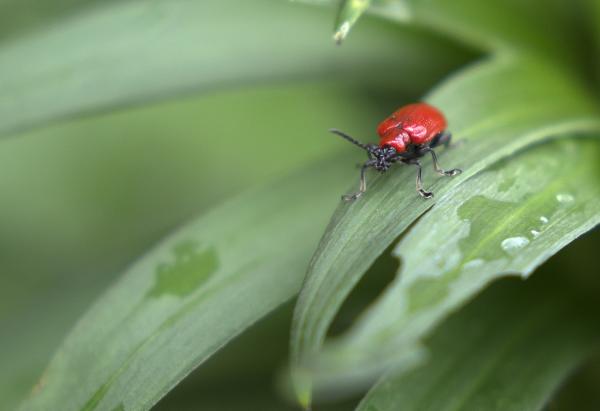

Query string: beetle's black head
368 145 397 172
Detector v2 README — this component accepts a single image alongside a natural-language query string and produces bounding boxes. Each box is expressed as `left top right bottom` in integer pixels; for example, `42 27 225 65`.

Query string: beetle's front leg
343 161 375 201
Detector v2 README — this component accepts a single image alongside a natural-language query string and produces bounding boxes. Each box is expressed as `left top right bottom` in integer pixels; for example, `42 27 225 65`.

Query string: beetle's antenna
329 128 371 151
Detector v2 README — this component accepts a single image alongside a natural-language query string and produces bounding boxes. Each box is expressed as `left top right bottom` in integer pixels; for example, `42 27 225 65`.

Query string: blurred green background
1 0 599 410
0 2 472 407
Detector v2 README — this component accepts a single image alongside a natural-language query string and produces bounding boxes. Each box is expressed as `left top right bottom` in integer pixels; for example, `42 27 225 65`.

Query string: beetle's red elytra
330 102 462 201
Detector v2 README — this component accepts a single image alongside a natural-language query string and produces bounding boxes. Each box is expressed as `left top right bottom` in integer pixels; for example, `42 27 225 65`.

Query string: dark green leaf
357 269 600 411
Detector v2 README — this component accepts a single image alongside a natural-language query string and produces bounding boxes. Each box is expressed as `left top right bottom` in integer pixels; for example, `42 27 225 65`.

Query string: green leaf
329 0 411 44
17 158 352 411
310 137 600 388
591 0 600 89
0 0 470 138
290 55 600 406
407 0 585 61
333 0 372 44
357 270 600 411
0 81 387 411
298 0 583 64
0 0 111 41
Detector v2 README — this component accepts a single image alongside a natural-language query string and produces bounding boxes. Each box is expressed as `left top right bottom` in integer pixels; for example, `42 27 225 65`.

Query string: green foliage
290 0 600 409
19 159 351 411
290 55 600 405
293 138 600 395
357 267 600 411
333 0 372 44
1 0 599 410
0 0 468 138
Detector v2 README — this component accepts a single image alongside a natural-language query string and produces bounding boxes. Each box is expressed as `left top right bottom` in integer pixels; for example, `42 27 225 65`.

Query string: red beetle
331 103 462 201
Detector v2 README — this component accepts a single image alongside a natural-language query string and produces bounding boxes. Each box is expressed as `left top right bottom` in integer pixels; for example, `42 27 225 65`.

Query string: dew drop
464 259 484 270
501 236 530 255
539 216 549 224
530 230 541 238
556 193 574 204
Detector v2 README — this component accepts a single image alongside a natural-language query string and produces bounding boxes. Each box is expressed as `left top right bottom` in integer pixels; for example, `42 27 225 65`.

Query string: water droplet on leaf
501 236 530 255
463 259 484 270
556 193 574 204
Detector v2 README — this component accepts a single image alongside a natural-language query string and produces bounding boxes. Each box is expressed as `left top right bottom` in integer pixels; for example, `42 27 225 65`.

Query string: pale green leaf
333 0 372 44
0 0 113 41
18 158 351 411
297 0 584 63
0 0 469 138
290 55 600 406
0 81 392 411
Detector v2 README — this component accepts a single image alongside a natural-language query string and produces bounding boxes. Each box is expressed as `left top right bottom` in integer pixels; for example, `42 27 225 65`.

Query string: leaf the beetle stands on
305 138 600 393
290 55 600 407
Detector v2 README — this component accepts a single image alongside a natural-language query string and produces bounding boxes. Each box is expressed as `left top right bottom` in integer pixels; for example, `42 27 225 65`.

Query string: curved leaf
18 158 351 411
329 0 410 44
308 137 600 388
0 0 470 138
290 55 600 407
0 0 116 42
333 0 371 44
407 0 585 62
357 268 600 411
298 0 585 64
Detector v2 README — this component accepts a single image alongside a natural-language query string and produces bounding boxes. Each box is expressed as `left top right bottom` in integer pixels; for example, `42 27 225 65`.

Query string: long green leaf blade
298 0 583 64
333 0 372 44
309 138 600 387
357 270 600 411
290 55 600 406
18 158 350 411
0 0 468 138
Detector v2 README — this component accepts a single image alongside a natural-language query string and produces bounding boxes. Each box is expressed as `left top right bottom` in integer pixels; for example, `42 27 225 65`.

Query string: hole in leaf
326 241 399 338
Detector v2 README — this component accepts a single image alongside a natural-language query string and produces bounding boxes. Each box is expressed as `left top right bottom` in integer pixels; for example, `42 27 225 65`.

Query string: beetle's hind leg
426 147 462 177
343 161 374 201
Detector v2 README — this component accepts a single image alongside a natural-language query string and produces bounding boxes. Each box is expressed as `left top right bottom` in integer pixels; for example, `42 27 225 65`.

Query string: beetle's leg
426 148 462 177
413 160 433 199
343 161 374 202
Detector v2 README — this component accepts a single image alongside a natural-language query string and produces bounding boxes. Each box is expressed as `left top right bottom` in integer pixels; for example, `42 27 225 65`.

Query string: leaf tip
292 368 313 410
333 22 350 45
